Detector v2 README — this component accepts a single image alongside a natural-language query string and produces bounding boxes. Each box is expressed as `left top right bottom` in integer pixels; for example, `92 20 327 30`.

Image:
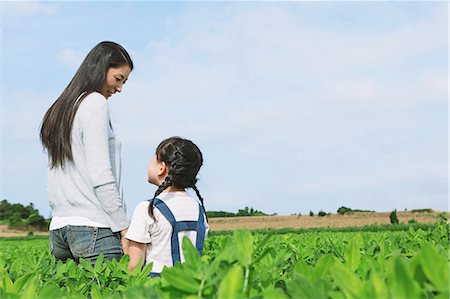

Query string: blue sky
1 1 448 218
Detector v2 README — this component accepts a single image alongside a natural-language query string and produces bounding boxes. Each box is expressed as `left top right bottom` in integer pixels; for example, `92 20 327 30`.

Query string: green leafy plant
0 222 448 298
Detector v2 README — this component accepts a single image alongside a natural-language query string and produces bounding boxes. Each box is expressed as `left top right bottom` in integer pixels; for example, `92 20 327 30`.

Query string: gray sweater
47 92 129 232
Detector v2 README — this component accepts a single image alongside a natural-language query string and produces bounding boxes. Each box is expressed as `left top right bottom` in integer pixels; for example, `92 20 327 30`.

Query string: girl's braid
192 185 208 222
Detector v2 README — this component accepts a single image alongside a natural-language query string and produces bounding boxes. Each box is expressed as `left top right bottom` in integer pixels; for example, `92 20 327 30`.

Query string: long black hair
40 41 133 169
148 137 207 221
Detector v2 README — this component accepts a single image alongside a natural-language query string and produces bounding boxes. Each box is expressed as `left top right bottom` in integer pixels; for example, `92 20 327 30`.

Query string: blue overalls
148 198 207 278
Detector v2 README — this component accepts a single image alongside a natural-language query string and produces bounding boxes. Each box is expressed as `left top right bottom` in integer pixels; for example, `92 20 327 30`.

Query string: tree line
0 199 49 230
206 206 268 218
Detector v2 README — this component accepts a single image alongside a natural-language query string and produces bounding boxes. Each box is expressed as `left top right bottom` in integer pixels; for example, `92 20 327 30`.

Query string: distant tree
0 199 12 219
309 211 314 216
206 211 236 218
318 210 327 217
9 212 24 227
0 199 49 230
27 213 47 230
213 206 269 218
337 206 352 215
390 210 399 224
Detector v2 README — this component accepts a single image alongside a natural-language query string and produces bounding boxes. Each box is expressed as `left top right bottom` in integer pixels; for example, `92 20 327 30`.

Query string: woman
40 41 133 264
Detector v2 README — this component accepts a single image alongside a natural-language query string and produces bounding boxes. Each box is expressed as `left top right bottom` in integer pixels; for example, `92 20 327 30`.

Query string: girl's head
40 41 133 169
148 137 206 219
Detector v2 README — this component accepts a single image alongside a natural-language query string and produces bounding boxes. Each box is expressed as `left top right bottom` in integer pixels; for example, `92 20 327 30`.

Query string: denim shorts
49 225 122 265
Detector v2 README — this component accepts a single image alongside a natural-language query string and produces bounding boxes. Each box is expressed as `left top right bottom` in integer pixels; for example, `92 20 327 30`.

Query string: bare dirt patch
0 225 49 237
208 210 447 231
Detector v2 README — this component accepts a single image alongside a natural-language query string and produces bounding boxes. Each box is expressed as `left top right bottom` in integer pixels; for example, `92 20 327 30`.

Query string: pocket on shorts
68 226 98 257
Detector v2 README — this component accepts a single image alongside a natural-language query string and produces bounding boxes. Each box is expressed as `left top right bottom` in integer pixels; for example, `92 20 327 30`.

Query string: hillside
208 210 447 231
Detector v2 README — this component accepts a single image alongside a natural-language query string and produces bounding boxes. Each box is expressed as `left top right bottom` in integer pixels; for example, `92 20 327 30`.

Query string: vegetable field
0 223 448 298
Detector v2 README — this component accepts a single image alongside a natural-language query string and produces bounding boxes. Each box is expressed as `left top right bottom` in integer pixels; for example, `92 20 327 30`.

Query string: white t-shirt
125 191 209 273
50 216 108 230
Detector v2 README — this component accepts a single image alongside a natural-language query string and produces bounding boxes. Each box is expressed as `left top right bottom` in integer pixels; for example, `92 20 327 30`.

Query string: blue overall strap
152 198 208 265
153 198 180 265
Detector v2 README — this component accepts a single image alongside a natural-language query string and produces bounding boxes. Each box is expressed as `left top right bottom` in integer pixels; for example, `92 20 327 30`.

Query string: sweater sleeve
83 96 129 232
94 184 129 232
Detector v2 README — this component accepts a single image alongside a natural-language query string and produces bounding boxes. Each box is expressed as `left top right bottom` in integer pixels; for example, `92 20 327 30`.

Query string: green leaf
312 254 336 280
36 285 63 299
162 267 199 294
94 253 104 273
330 260 364 299
345 234 362 272
138 262 154 280
286 274 314 298
90 283 102 299
1 272 14 293
417 243 449 293
365 271 388 299
234 230 254 266
218 264 244 299
254 233 272 254
263 285 288 299
182 237 201 270
13 273 34 293
387 255 422 299
55 261 66 280
79 257 94 273
293 259 312 278
19 275 37 299
215 236 237 263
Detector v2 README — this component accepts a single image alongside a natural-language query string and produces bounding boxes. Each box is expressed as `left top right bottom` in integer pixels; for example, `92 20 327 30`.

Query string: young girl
125 137 209 276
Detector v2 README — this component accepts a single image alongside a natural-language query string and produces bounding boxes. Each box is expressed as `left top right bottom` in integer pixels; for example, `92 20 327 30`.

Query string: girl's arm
127 240 147 271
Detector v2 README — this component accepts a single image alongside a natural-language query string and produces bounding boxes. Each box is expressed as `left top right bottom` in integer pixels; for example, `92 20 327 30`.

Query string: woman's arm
84 94 129 232
127 240 147 271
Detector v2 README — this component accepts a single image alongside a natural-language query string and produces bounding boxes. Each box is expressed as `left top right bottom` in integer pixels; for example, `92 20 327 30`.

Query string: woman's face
100 65 131 99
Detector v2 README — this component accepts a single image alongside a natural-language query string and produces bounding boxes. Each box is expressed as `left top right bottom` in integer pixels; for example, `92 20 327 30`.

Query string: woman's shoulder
76 92 108 120
81 92 107 107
